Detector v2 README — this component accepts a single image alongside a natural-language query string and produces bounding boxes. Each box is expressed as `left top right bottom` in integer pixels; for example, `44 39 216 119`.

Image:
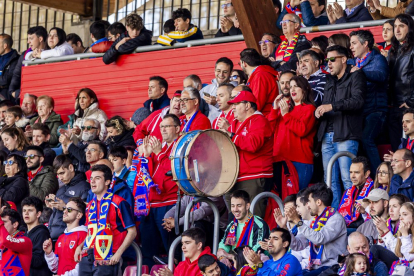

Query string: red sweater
0 221 33 276
180 111 211 132
133 107 168 142
212 110 235 130
247 65 279 117
230 113 273 181
268 104 317 164
174 246 214 276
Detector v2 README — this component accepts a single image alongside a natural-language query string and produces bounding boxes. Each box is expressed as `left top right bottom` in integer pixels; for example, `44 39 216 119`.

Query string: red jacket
268 104 317 164
174 246 214 276
148 141 179 207
212 110 235 130
230 113 273 181
180 111 211 132
133 107 169 142
0 220 33 276
91 40 114 53
247 65 279 117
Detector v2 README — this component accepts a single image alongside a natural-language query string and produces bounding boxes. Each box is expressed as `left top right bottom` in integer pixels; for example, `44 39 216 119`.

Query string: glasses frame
324 56 345 63
62 207 81 213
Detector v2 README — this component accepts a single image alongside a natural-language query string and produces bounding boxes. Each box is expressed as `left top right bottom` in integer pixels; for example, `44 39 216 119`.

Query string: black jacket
8 48 29 99
48 173 90 240
215 26 242 37
25 224 52 276
143 93 170 113
68 142 90 173
388 45 414 107
317 65 366 142
0 174 29 211
39 142 56 167
105 128 136 152
271 35 311 72
335 4 373 24
0 49 20 100
103 28 153 64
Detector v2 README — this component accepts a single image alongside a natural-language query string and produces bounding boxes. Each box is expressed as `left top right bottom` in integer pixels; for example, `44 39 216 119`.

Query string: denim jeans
303 266 330 276
292 161 314 190
362 112 387 175
322 133 359 209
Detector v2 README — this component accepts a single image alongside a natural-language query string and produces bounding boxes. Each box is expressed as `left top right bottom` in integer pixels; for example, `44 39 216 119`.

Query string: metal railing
326 151 357 188
168 236 181 272
130 241 143 276
250 192 285 215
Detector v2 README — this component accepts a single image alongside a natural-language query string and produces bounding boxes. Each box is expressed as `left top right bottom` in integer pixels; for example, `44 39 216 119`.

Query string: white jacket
384 232 414 261
25 42 74 60
72 102 108 142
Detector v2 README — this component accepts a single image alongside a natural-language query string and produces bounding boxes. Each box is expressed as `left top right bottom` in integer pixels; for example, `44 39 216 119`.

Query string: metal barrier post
183 197 220 255
168 236 182 272
130 241 142 276
326 151 356 188
250 192 284 215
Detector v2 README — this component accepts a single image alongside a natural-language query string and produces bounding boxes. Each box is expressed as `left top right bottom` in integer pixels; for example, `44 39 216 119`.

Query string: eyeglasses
3 160 16 166
62 207 81 213
259 40 276 45
81 126 98 131
24 154 40 160
279 19 297 25
221 3 233 8
85 148 100 153
160 125 179 129
377 170 390 176
179 98 195 103
391 159 406 164
230 75 239 80
325 56 345 63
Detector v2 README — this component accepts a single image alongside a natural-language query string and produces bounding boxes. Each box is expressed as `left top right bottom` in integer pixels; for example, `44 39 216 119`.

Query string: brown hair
374 162 392 193
125 14 144 31
289 76 315 110
328 33 353 58
6 106 23 119
37 95 55 109
395 202 414 257
343 253 371 276
1 127 29 151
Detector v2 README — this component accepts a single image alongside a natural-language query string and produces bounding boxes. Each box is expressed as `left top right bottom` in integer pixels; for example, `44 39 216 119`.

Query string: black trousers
388 107 404 151
79 249 120 276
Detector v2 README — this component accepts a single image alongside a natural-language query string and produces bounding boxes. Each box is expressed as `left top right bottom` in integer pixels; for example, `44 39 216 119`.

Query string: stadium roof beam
13 0 94 16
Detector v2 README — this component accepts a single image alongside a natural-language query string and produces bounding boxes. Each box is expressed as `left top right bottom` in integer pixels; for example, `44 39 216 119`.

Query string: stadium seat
122 265 149 276
150 264 169 276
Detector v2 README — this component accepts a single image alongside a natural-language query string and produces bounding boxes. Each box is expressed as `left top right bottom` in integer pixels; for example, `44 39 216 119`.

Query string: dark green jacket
29 166 58 201
30 111 63 147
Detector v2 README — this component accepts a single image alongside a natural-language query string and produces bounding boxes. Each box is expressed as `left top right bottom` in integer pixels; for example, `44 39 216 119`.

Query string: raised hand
274 208 288 229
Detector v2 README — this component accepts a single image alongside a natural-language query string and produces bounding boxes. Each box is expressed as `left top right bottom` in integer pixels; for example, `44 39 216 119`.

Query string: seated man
144 76 170 113
0 207 33 276
85 20 112 53
66 33 86 54
0 34 20 101
43 197 87 276
107 22 127 42
215 0 242 37
273 14 311 72
327 0 372 24
21 93 38 120
384 108 414 160
180 87 212 133
213 84 235 130
26 146 59 201
337 156 373 230
103 13 152 64
32 123 56 167
389 148 414 200
217 190 270 266
276 0 328 27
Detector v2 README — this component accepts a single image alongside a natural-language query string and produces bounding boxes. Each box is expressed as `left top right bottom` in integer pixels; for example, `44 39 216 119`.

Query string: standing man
215 0 242 37
260 33 280 60
144 76 170 113
214 84 235 130
327 0 372 24
180 87 211 133
0 33 20 101
298 50 326 106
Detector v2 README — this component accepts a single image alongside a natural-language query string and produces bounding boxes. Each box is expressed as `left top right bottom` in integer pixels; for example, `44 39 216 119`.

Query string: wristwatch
297 220 304 227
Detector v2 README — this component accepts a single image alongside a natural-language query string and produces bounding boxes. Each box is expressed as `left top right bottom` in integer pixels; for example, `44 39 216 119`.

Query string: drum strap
175 190 181 235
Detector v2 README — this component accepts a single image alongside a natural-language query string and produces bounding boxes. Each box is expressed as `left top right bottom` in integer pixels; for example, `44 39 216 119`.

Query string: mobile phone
203 92 211 98
338 254 347 263
47 199 54 202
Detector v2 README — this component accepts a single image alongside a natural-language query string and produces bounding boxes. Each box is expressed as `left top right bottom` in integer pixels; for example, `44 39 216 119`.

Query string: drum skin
170 129 239 197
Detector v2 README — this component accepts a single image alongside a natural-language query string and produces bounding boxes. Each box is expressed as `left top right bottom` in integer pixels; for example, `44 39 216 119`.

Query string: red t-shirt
212 110 235 130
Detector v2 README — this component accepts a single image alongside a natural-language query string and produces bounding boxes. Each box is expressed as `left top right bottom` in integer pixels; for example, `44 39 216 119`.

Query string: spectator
276 0 328 27
213 84 235 130
389 149 414 201
76 164 136 276
184 74 203 90
9 27 47 102
368 0 412 19
21 93 38 120
1 127 29 156
231 69 248 86
108 146 136 192
373 162 393 192
388 14 414 151
85 20 112 53
47 154 90 241
84 141 107 181
107 22 127 42
198 254 232 276
273 0 282 17
240 48 279 117
0 208 32 276
315 45 366 209
376 20 394 57
298 49 327 106
328 33 353 58
43 197 87 276
385 109 414 162
279 71 296 99
260 33 280 60
29 95 63 147
5 106 29 129
218 190 270 266
269 76 317 190
215 0 242 37
22 196 52 276
103 13 152 64
227 246 258 275
0 33 19 101
104 116 136 151
180 87 211 132
66 33 85 54
348 30 389 174
224 92 273 217
130 106 152 128
26 145 58 201
31 123 56 167
326 0 372 24
274 14 311 72
0 100 12 131
27 27 74 60
144 76 170 113
311 36 329 55
0 154 29 211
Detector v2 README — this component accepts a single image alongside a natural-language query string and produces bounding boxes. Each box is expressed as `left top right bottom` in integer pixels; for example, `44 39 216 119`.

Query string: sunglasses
221 3 233 8
3 160 16 166
81 126 98 131
62 207 81 213
325 56 345 63
259 40 276 45
24 154 40 160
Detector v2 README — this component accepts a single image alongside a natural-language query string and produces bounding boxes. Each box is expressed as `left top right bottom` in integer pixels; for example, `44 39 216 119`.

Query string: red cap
7 201 17 211
227 91 257 105
173 90 182 98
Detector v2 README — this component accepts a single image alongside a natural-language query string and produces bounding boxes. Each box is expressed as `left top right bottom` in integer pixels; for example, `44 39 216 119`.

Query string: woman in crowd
328 33 353 58
26 27 74 60
0 154 29 211
230 246 258 275
104 116 136 151
393 202 414 261
373 161 392 192
29 95 63 147
377 20 394 57
311 35 329 54
231 69 248 85
1 128 29 156
269 76 317 190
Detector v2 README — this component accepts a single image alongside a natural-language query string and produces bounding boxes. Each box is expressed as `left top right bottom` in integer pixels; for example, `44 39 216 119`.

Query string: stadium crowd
0 0 414 275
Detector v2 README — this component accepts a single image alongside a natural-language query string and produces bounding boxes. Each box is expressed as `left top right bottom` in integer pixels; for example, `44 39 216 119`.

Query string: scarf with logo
356 51 372 68
225 213 254 247
275 32 300 62
285 3 305 27
28 166 43 182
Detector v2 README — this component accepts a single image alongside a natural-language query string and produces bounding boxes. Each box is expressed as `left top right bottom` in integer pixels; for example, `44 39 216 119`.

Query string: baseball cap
173 90 182 98
227 91 257 105
365 188 389 202
7 201 17 211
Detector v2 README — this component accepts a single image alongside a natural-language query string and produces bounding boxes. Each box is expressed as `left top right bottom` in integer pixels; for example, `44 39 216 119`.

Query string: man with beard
26 146 58 201
43 198 88 276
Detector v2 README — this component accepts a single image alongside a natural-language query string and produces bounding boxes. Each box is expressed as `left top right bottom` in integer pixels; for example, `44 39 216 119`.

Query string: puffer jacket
0 49 20 101
72 102 108 141
0 174 29 211
29 166 59 201
30 111 63 147
105 128 136 151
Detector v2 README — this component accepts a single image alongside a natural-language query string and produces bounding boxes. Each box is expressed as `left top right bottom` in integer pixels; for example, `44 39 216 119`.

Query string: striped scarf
275 32 300 62
285 3 305 27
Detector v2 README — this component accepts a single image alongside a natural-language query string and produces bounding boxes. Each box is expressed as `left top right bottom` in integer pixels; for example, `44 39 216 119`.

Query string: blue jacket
277 1 329 28
116 165 137 193
144 93 170 113
335 4 372 24
390 169 414 201
258 252 302 276
347 49 389 116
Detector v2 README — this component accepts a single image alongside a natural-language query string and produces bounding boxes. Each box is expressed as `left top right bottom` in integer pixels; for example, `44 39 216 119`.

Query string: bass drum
170 129 239 197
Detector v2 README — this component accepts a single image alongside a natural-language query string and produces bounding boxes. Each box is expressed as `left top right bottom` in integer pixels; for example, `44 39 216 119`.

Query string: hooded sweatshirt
25 224 53 276
174 246 214 276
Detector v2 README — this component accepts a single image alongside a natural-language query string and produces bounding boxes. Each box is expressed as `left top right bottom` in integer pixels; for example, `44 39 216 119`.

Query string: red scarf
225 213 254 247
406 138 414 150
275 32 300 62
28 166 43 182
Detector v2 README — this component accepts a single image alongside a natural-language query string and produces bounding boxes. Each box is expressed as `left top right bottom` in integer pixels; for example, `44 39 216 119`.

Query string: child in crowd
230 246 258 276
343 253 372 276
4 106 29 129
376 19 394 57
394 202 414 262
